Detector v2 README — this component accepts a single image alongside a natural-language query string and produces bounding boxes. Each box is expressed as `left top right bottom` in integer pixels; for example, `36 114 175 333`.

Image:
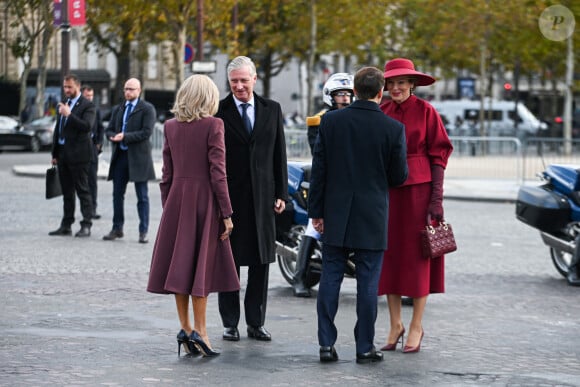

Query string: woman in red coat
147 74 240 357
378 58 453 353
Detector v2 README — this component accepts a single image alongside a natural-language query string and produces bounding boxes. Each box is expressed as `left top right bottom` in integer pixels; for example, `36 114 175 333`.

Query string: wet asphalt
0 151 579 386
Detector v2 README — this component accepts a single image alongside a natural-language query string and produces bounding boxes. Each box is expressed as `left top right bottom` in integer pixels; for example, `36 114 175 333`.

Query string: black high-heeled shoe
190 330 220 357
176 329 200 356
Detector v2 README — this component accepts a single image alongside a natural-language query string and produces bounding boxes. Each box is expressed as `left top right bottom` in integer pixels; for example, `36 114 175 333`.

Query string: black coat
92 109 104 146
308 100 408 250
216 93 288 265
51 96 96 164
105 99 157 182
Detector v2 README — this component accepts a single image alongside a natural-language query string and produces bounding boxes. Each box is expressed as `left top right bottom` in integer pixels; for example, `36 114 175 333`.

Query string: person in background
309 66 408 364
306 73 354 155
48 74 95 238
81 85 104 220
378 58 453 353
103 78 156 244
147 74 239 358
216 56 288 343
293 72 354 298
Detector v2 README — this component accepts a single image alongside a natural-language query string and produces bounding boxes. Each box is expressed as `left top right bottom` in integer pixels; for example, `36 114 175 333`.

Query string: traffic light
503 83 513 99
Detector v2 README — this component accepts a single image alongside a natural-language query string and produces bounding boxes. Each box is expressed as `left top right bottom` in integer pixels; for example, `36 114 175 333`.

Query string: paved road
1 151 579 386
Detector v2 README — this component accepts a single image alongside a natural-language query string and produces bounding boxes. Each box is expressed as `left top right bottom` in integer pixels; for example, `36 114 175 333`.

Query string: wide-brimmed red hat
383 58 435 86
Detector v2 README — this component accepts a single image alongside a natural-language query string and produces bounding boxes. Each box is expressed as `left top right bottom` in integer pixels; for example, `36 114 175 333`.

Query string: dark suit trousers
317 244 383 354
57 156 93 228
111 150 149 233
218 263 269 328
88 145 99 214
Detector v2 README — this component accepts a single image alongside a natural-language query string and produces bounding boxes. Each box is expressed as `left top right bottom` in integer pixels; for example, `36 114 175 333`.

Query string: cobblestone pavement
1 152 579 386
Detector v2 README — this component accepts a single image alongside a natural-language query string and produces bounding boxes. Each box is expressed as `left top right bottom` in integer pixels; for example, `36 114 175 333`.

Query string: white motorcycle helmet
322 73 354 108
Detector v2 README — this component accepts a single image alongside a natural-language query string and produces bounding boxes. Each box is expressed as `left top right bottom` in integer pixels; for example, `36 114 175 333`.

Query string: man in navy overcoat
308 66 408 364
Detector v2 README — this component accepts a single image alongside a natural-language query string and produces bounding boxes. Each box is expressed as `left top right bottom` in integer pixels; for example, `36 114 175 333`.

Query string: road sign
192 61 217 73
184 43 194 64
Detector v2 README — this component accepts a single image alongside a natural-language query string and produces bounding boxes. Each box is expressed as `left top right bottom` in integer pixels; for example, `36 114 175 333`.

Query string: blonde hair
171 74 219 122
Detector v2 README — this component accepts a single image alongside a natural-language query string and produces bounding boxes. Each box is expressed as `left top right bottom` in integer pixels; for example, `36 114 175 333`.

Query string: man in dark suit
217 56 288 342
81 85 104 220
49 74 96 238
103 78 156 244
308 66 408 364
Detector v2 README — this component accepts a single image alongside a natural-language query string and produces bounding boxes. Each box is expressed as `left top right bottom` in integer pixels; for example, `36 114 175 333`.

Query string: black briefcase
45 166 62 199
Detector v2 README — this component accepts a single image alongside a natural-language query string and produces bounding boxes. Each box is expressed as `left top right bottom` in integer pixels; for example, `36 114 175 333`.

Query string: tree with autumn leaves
5 0 579 118
83 0 579 115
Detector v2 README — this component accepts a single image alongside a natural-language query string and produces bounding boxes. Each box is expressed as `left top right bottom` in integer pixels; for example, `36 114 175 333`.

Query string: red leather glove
428 165 445 223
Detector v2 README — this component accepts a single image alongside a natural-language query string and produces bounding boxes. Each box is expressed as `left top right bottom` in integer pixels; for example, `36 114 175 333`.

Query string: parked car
0 115 55 152
23 116 56 149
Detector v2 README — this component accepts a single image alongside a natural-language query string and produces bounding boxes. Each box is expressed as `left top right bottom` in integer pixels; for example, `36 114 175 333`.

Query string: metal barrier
447 136 580 184
107 125 580 187
447 136 523 183
284 129 310 159
522 137 580 181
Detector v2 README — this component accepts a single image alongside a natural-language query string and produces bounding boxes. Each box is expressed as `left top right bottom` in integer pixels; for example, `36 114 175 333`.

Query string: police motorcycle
275 161 322 286
515 164 580 285
274 160 356 288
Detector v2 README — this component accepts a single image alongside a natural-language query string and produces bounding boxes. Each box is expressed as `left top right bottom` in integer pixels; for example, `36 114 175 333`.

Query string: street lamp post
60 0 70 81
196 0 203 61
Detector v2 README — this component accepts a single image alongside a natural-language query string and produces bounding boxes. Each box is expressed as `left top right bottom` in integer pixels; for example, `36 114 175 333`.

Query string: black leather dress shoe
103 229 124 241
48 227 72 236
247 326 271 341
75 226 91 237
356 347 383 364
139 233 148 244
222 327 240 341
319 346 338 362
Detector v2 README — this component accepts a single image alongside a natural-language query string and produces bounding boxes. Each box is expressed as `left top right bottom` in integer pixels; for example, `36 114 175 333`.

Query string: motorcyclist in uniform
293 73 354 297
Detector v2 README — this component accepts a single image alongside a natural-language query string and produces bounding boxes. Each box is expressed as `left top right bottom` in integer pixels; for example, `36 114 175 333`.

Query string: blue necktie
58 99 72 145
241 103 252 134
120 103 133 150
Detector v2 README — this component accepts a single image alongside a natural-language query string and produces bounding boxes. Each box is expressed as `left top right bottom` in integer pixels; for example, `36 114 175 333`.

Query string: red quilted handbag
420 221 457 258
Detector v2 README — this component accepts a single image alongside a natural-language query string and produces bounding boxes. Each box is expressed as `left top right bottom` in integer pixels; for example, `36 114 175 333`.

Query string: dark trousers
218 263 269 328
317 244 383 354
57 158 93 228
88 145 99 214
111 151 149 233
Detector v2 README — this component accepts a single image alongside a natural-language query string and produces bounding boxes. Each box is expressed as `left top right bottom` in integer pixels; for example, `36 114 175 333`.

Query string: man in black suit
308 66 408 364
103 78 156 244
49 74 96 238
217 56 288 342
81 85 104 220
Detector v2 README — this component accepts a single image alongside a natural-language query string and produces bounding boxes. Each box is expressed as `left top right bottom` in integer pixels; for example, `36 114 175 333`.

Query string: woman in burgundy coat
378 58 453 353
147 75 239 357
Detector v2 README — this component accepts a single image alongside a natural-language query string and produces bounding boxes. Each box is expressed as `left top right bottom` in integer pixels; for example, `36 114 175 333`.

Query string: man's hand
274 199 285 214
312 218 324 234
109 133 124 143
57 102 71 117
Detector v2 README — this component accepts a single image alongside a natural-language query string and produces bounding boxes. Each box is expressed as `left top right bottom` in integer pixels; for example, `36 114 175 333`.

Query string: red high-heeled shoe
380 327 405 351
403 330 424 353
